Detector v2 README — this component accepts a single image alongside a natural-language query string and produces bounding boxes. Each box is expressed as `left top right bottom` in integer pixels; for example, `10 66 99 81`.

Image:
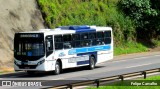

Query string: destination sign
20 34 40 38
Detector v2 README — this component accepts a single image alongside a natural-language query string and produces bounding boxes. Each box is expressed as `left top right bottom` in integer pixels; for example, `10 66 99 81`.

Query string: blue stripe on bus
77 60 89 65
68 45 111 55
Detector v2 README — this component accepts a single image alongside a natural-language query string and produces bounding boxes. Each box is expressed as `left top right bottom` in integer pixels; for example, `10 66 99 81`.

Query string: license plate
24 67 30 69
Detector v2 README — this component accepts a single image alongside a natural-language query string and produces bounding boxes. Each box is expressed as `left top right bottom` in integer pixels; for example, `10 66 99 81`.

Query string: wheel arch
90 53 97 64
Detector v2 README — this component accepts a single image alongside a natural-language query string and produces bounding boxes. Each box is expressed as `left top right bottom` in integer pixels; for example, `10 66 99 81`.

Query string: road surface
0 52 160 89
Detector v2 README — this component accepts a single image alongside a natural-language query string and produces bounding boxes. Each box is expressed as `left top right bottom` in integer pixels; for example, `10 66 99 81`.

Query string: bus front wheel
54 61 61 75
89 56 95 70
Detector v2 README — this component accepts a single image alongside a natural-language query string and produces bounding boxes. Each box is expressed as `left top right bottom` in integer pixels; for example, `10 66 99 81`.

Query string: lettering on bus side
58 52 66 57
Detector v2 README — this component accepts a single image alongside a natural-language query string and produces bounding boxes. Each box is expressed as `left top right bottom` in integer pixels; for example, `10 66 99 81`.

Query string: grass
114 41 148 55
87 75 160 89
144 75 160 80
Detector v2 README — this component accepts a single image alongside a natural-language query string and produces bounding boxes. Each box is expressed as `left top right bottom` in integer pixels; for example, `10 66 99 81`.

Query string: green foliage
114 41 147 55
37 0 160 55
119 0 157 27
37 0 136 43
151 39 160 47
119 0 160 39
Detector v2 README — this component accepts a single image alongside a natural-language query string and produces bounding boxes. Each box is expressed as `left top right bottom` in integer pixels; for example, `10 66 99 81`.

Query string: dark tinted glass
104 38 111 44
97 32 104 38
63 35 72 41
104 31 111 37
55 43 63 50
72 34 80 40
89 32 96 39
54 35 63 42
81 33 88 40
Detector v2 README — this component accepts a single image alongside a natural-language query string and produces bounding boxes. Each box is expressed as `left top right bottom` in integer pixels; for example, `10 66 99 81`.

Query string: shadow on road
0 66 104 78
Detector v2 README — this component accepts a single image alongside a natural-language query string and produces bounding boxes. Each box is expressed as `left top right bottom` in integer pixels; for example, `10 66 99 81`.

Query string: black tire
54 61 61 75
26 71 35 75
89 56 95 70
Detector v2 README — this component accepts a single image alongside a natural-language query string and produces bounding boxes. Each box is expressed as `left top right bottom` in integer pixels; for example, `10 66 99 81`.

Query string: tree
119 0 159 39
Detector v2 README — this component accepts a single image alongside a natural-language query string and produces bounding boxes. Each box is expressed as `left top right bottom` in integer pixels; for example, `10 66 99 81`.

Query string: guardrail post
67 84 72 89
142 71 146 79
119 75 124 81
95 79 100 88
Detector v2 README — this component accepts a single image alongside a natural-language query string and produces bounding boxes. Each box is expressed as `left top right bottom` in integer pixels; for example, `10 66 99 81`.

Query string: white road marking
125 63 153 69
51 78 65 80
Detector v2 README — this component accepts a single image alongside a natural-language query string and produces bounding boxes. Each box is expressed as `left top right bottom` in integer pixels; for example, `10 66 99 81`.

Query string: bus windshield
14 41 44 57
14 33 45 61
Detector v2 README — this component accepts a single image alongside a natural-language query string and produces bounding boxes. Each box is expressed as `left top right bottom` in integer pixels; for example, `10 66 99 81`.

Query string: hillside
38 0 160 54
0 0 45 67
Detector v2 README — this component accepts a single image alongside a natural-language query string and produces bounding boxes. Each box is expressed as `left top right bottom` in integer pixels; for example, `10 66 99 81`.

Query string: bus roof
17 26 112 35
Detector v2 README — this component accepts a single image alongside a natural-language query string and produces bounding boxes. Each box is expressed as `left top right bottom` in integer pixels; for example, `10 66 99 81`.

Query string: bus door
45 35 53 59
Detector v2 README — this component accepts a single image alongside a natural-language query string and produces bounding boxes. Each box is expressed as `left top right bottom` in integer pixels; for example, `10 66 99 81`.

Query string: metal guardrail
47 68 160 89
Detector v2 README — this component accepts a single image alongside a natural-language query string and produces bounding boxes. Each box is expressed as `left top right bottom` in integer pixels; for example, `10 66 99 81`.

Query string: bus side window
104 31 111 44
81 33 92 47
54 35 63 50
104 38 111 44
104 31 111 38
63 34 72 49
96 32 104 45
81 33 88 40
89 32 96 46
72 34 80 41
89 32 96 39
54 35 63 42
55 43 63 50
72 34 81 48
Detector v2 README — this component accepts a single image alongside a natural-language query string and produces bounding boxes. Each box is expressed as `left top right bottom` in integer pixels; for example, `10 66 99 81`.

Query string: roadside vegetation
87 75 160 89
37 0 160 55
114 42 148 55
0 67 14 75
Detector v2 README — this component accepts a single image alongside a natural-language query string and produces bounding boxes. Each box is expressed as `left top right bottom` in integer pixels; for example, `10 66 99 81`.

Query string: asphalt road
0 52 160 89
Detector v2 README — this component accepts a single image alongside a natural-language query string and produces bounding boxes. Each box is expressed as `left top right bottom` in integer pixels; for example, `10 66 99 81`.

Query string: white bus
14 25 113 75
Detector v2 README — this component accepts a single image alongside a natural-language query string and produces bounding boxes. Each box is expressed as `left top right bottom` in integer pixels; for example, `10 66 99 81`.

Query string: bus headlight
37 59 45 66
14 60 18 65
14 60 22 65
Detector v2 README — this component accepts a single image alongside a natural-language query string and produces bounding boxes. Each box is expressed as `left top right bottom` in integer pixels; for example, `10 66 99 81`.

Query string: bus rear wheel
54 61 61 75
89 56 95 70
